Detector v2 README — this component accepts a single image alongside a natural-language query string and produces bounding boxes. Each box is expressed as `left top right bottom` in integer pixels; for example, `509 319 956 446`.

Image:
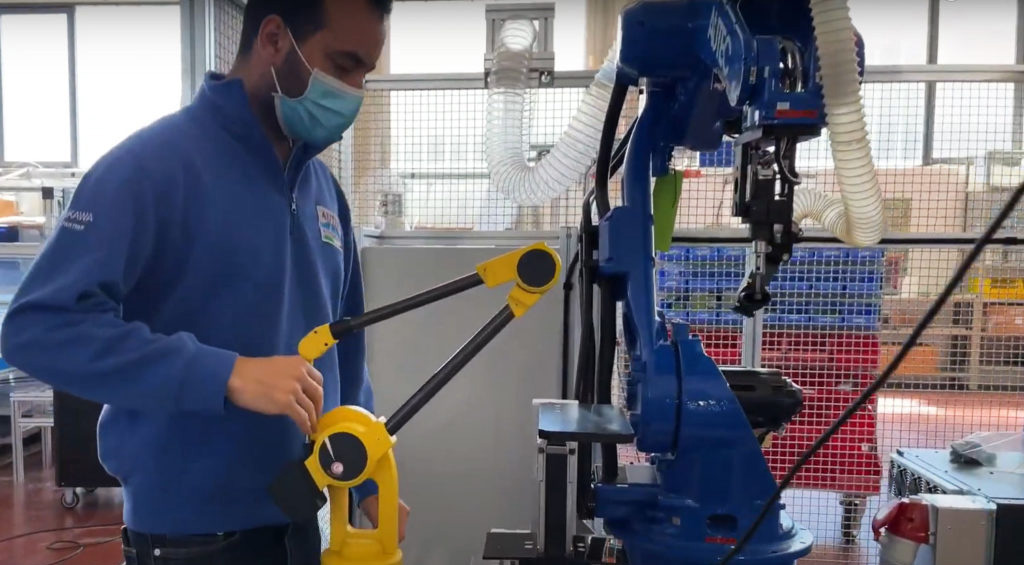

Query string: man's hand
359 495 411 543
226 356 324 434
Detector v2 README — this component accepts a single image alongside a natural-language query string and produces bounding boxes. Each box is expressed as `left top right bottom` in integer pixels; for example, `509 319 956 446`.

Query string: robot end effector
712 4 866 318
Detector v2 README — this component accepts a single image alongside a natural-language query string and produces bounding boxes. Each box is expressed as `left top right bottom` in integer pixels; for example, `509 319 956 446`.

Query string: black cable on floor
0 522 123 565
44 535 121 565
719 181 1024 565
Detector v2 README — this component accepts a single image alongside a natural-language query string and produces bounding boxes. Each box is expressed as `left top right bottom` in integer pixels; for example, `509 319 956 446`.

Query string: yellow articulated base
322 548 403 565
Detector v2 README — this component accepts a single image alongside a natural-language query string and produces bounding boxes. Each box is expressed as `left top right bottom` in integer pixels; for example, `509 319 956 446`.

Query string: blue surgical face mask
272 30 364 149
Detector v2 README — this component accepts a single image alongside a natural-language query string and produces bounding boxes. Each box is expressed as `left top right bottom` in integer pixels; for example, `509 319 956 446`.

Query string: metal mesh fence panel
350 82 647 231
347 79 1024 236
345 72 1024 564
760 245 1024 564
212 0 242 75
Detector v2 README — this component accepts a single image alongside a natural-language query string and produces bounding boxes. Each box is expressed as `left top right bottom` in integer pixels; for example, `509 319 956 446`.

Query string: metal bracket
484 2 556 86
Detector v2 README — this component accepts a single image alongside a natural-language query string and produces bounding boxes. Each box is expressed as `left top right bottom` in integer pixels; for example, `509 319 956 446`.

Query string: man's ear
255 15 291 66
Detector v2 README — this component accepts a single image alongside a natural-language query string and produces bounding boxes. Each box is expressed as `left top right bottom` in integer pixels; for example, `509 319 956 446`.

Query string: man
0 0 409 563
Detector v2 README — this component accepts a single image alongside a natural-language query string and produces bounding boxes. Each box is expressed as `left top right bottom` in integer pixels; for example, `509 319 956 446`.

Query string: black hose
719 181 1024 564
561 249 581 400
774 137 802 187
595 80 630 217
609 119 637 176
572 113 636 514
575 192 597 404
596 281 619 484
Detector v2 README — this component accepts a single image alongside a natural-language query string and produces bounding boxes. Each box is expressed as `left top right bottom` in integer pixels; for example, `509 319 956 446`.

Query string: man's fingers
301 374 325 419
288 403 312 435
295 394 318 433
304 363 324 387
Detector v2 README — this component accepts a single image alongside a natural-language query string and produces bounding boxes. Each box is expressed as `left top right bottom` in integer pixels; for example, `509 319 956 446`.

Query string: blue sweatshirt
0 73 376 535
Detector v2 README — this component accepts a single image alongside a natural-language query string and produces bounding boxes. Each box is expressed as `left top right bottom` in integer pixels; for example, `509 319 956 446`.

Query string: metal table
9 380 53 482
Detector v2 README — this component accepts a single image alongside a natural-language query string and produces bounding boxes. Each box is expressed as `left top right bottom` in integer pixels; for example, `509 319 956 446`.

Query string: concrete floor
0 390 1021 565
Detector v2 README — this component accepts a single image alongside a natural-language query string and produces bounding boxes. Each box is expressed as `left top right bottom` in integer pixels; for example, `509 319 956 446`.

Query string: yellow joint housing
304 406 402 565
298 323 338 364
475 242 562 317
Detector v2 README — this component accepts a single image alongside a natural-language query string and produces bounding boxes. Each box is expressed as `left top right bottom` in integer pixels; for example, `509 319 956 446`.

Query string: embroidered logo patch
317 205 343 250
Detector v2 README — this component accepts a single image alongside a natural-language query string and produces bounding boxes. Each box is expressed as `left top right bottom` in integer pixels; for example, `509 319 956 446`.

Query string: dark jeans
121 519 320 565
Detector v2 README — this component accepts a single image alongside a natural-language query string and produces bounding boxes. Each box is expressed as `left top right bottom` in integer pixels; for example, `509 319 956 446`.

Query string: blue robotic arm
587 1 866 564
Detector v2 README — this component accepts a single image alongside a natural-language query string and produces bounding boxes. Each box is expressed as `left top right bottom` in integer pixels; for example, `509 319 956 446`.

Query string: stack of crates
765 248 884 332
656 246 747 365
762 247 885 494
654 245 886 493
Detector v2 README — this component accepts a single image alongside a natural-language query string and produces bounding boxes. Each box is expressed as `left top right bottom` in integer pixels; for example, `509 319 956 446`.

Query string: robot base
322 546 403 565
594 323 813 565
597 487 812 565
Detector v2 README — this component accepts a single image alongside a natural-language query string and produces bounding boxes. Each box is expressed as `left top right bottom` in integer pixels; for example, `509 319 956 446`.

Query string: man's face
276 0 387 96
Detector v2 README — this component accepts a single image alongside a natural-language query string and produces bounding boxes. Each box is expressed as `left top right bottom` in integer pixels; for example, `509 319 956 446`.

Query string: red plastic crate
692 328 742 366
765 391 882 493
831 333 881 370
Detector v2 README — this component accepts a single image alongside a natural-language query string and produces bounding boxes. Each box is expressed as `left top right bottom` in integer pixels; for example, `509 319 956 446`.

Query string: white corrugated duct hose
799 0 885 246
485 19 618 205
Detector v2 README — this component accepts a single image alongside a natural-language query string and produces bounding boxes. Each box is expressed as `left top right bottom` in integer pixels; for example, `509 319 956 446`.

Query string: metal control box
916 494 997 565
890 448 1024 565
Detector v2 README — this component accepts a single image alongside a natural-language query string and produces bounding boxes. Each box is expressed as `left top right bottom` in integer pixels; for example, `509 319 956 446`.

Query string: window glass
75 5 182 169
849 0 929 65
1 13 72 163
933 83 1015 160
938 0 1016 64
389 0 585 73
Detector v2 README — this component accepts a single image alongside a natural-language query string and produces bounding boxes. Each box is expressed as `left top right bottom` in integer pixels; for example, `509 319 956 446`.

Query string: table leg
42 426 52 469
11 406 24 483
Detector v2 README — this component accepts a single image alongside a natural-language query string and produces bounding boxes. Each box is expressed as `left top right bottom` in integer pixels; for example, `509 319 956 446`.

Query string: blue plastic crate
717 315 745 328
719 247 747 263
845 248 885 262
844 316 881 331
777 267 813 284
774 281 813 293
765 313 811 326
685 279 718 292
808 315 845 326
851 273 882 286
812 282 845 293
683 268 746 281
716 280 743 294
815 248 845 262
666 249 687 262
699 140 735 168
688 311 719 326
790 248 816 263
0 226 19 243
845 281 881 293
848 303 882 317
686 247 722 261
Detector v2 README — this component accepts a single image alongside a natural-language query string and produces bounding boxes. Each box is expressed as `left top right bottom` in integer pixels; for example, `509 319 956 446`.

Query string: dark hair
237 0 393 57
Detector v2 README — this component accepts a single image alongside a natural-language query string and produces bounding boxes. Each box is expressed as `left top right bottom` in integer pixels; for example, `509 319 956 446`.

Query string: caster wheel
61 491 80 509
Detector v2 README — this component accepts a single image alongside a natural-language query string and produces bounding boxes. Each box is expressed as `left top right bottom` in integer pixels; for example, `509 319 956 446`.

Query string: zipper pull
291 192 298 215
